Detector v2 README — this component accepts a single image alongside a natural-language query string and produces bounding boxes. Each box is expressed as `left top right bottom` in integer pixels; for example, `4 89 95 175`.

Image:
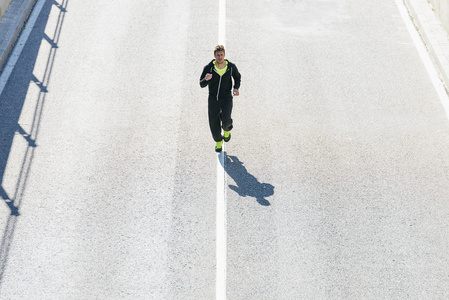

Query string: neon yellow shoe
223 130 231 142
215 140 223 152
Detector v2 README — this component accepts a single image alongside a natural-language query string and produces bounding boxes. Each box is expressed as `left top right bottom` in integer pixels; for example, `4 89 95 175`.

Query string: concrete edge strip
0 0 45 97
396 0 449 121
0 0 37 73
402 0 449 91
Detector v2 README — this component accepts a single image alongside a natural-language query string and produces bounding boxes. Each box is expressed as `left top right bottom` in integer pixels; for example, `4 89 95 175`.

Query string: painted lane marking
216 0 227 299
216 151 227 300
219 0 226 46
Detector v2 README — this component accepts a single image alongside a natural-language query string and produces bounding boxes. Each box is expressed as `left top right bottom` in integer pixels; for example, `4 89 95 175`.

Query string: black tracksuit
200 59 241 142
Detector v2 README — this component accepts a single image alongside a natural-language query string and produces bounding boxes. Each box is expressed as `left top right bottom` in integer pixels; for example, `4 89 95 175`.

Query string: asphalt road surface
1 0 449 298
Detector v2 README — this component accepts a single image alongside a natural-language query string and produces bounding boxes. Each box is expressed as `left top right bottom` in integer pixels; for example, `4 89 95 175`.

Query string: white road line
0 0 47 95
219 0 226 46
216 1 227 299
216 151 227 300
395 0 449 119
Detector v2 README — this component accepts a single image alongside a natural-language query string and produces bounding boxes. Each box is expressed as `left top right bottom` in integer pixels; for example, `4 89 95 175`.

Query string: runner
200 45 241 152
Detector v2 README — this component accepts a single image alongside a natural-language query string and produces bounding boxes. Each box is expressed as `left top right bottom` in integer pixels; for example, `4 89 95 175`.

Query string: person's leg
208 97 223 142
220 97 233 132
220 97 233 142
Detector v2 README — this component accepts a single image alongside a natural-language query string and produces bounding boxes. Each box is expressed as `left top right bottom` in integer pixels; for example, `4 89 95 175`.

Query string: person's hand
205 73 212 81
233 89 239 96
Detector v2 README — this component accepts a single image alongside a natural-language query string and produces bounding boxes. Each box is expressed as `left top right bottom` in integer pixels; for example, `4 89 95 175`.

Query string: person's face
214 51 225 64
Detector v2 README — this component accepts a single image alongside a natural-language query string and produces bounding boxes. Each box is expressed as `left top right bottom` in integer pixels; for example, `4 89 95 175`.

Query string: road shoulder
0 0 36 73
404 0 449 90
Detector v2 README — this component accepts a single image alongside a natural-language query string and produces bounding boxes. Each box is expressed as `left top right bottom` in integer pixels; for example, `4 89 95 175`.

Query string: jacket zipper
217 74 222 101
213 67 230 101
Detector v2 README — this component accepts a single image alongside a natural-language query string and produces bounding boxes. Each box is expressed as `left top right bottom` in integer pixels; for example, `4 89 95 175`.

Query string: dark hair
214 45 225 54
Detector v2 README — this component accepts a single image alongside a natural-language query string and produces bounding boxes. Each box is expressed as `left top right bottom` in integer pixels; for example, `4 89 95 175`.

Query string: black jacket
200 59 241 100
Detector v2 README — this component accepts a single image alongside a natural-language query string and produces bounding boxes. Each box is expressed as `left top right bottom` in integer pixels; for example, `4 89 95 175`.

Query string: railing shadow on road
0 0 68 289
223 154 274 206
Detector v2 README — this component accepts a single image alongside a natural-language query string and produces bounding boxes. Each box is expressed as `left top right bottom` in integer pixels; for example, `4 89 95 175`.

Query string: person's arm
232 64 241 95
200 66 212 88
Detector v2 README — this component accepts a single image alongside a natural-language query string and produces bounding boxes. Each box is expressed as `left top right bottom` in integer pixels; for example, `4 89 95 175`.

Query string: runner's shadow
224 155 274 206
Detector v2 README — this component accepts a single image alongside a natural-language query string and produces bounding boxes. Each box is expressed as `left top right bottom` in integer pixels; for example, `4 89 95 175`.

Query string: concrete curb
403 0 449 90
0 0 36 73
0 0 14 20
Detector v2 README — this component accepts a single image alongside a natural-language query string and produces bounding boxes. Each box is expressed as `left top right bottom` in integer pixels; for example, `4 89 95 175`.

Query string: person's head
214 45 225 63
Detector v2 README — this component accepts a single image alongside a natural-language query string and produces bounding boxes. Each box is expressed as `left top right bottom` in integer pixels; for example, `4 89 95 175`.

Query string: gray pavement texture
1 0 449 299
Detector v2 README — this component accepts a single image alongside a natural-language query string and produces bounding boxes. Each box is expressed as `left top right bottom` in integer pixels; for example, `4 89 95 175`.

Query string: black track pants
208 96 233 142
